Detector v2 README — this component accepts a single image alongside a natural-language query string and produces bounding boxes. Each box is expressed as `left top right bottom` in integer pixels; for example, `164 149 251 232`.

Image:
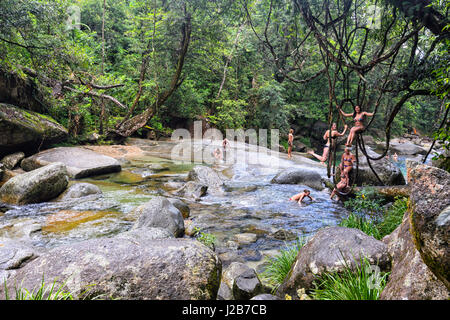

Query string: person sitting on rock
289 189 315 204
330 172 349 201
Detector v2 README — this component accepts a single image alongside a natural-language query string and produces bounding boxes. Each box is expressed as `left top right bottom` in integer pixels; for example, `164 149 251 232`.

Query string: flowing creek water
0 139 354 272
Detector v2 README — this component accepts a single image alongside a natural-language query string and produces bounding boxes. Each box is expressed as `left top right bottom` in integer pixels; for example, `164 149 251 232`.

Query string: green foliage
4 277 73 300
376 197 408 238
343 187 383 217
0 0 446 141
208 98 248 131
193 227 217 250
341 196 408 240
260 238 306 291
339 213 381 240
310 256 389 300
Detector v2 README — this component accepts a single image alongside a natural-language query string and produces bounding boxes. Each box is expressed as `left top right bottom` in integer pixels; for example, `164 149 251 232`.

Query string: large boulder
0 162 69 205
21 147 121 179
407 162 450 290
380 211 449 300
278 227 390 298
390 142 427 155
1 152 25 170
131 197 185 237
0 237 222 300
353 147 405 186
271 168 324 190
187 166 225 195
0 103 68 157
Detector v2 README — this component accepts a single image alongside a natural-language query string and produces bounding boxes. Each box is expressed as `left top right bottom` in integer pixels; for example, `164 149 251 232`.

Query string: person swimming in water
289 189 315 204
340 147 356 177
288 129 294 159
337 105 374 147
307 123 348 164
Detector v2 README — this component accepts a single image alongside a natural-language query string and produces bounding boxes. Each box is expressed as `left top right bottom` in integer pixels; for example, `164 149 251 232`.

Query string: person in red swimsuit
337 105 374 147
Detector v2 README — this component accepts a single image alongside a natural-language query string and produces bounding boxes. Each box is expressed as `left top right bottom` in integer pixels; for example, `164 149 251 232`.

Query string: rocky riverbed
0 136 448 300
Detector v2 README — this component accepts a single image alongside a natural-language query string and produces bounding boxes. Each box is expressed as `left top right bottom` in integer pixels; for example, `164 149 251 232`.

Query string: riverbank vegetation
340 187 408 240
310 256 389 300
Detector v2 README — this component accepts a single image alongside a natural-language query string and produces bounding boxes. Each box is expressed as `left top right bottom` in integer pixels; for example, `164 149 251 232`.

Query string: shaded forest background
0 0 448 151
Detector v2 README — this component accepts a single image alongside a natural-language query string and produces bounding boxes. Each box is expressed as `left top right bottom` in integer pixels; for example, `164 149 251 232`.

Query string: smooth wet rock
1 152 25 170
0 162 69 205
174 181 208 200
0 103 68 156
380 211 449 300
407 162 450 290
0 237 222 300
278 226 391 297
59 183 102 200
167 198 190 219
187 166 225 195
234 233 258 245
271 168 324 191
390 142 427 155
21 147 121 179
131 197 185 237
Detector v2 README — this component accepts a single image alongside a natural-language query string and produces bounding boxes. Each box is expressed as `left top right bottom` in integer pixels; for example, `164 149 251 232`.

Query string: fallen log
353 185 410 200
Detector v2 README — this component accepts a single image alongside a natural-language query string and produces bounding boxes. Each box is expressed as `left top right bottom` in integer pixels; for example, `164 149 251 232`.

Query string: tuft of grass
339 212 381 240
377 197 408 238
310 256 389 300
260 238 306 291
4 276 73 300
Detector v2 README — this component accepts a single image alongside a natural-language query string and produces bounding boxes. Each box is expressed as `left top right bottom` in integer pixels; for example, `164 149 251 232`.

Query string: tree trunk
110 9 192 139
